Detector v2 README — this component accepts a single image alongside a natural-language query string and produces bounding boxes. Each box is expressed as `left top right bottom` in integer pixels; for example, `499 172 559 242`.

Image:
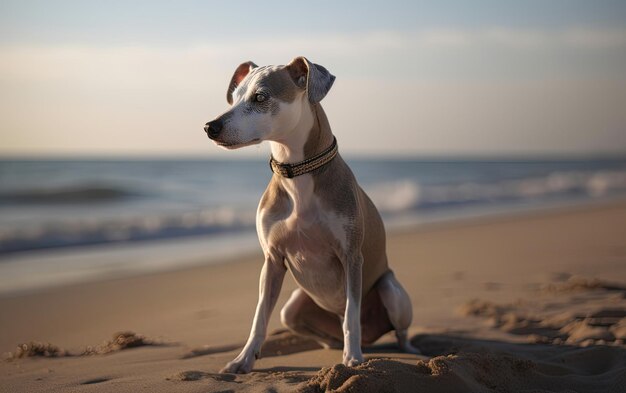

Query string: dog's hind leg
280 289 344 349
377 270 421 354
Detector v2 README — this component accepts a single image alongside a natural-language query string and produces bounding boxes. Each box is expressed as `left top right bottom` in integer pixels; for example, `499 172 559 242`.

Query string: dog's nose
204 119 223 140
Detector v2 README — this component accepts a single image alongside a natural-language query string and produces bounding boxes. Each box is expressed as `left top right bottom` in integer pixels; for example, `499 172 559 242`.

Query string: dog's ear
227 61 258 104
287 57 335 103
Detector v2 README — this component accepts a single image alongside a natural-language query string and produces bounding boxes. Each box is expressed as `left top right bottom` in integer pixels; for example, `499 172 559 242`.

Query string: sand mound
298 347 626 393
298 357 465 393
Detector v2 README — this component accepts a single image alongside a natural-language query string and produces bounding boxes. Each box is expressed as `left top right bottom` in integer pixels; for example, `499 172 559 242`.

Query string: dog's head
204 57 335 149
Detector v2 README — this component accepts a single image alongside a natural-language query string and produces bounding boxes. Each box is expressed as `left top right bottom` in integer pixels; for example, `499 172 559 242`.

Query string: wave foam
0 207 257 254
2 168 625 255
369 169 626 214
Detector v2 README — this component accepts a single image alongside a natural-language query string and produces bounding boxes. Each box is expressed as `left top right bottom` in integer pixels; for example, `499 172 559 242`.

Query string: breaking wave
1 165 625 255
369 169 626 214
0 207 257 254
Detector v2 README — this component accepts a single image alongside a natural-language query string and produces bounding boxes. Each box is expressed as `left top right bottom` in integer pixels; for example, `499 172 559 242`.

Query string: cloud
1 26 625 156
414 27 626 49
2 26 625 92
208 26 626 55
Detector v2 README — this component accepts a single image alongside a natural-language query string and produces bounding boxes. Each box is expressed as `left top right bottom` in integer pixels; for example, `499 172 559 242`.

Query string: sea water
1 157 625 292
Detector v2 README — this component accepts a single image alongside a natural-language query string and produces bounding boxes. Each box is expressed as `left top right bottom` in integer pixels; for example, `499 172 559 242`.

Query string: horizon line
1 151 625 162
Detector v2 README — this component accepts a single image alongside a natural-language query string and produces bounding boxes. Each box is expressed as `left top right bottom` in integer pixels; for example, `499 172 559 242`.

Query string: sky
1 0 625 158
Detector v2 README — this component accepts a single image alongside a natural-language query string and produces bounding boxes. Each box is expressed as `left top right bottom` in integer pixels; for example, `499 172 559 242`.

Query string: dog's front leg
220 256 286 374
342 253 364 366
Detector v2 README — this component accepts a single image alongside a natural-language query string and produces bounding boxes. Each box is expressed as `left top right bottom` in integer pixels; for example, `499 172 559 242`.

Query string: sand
1 200 626 392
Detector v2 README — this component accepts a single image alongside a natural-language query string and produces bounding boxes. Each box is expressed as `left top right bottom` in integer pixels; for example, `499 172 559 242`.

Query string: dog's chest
260 177 350 313
281 217 348 313
262 176 348 249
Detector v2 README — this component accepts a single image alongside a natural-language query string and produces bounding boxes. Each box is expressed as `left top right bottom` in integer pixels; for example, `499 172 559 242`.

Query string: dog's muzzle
204 119 223 140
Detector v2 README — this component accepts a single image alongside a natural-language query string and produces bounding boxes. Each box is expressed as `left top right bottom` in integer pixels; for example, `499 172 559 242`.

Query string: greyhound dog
204 56 419 374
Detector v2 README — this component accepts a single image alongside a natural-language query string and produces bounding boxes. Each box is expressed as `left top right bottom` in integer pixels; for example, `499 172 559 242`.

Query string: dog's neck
269 103 334 165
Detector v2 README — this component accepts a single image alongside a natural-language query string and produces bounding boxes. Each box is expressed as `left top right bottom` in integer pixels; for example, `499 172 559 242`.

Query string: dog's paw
343 353 364 367
219 355 255 374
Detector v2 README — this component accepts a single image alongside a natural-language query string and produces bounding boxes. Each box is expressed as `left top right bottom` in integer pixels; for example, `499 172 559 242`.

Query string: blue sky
1 1 625 157
3 1 626 43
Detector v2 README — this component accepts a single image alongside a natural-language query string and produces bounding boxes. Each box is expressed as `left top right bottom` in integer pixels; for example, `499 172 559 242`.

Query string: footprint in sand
460 276 626 347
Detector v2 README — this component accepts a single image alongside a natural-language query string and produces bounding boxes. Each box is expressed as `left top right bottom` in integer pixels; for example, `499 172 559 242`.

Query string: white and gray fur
204 56 419 374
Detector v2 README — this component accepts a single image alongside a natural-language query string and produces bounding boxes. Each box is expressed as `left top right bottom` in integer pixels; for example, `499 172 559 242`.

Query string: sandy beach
1 200 626 392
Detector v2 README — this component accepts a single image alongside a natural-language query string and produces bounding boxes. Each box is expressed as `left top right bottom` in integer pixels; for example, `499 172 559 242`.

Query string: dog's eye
254 93 267 103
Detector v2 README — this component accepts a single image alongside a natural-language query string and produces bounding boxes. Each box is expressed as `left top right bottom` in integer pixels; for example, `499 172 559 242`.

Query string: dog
204 56 419 374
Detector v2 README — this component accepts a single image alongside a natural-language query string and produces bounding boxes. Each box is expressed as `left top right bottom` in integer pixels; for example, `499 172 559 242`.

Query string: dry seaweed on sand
5 331 160 361
5 341 69 360
81 331 157 355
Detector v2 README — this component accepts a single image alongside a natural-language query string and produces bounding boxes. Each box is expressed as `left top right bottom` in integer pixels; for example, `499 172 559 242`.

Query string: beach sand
1 200 626 392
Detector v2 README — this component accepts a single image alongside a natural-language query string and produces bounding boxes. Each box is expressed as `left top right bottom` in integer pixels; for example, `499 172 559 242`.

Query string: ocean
1 157 626 293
